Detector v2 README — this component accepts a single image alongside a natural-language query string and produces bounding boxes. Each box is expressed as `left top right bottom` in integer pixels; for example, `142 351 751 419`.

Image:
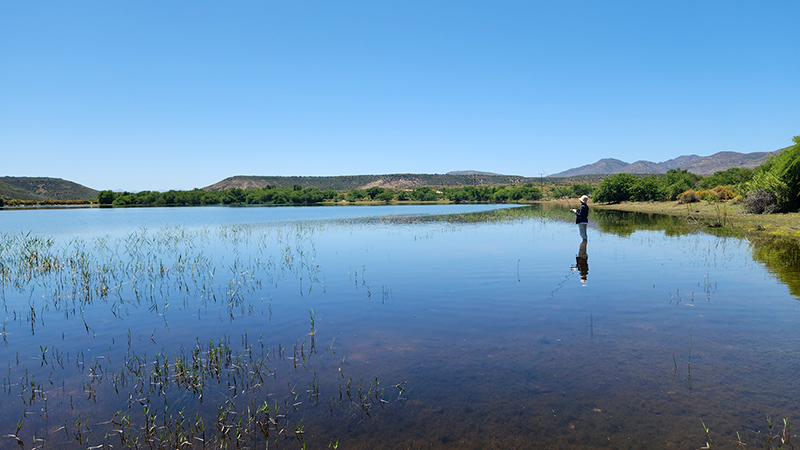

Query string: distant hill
0 177 98 201
567 158 630 175
552 149 784 177
204 173 542 192
678 151 778 174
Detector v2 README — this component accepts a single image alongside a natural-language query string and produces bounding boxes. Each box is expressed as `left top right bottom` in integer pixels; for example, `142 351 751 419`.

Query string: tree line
97 184 544 207
591 168 744 204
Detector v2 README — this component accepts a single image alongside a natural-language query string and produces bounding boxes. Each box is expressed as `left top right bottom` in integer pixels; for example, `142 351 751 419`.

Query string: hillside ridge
551 148 785 177
0 177 98 201
203 173 542 192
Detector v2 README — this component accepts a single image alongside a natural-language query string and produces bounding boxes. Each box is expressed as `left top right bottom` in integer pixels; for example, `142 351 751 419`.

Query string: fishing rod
550 266 576 297
540 168 575 210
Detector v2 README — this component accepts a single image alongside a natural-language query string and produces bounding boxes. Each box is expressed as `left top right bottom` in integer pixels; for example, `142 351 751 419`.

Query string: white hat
580 195 589 203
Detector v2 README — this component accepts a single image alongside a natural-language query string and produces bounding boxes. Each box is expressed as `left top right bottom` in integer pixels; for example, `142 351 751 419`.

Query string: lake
1 204 798 449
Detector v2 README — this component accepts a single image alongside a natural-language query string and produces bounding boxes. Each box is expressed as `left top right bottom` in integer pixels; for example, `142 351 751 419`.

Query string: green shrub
550 186 572 199
630 176 662 201
661 169 701 201
570 183 594 197
345 189 367 202
594 173 638 203
699 167 754 189
97 190 115 205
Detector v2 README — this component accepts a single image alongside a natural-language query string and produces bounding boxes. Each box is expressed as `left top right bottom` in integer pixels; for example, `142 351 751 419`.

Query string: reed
1 222 408 448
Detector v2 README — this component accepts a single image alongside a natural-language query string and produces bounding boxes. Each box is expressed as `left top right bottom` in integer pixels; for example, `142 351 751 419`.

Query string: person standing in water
571 195 589 241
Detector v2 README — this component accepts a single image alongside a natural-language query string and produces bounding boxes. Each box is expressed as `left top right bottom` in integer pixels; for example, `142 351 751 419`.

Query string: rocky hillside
0 177 98 201
552 148 785 177
203 173 541 192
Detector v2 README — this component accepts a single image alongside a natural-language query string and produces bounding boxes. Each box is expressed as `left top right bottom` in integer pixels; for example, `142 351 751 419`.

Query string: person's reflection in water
572 240 589 285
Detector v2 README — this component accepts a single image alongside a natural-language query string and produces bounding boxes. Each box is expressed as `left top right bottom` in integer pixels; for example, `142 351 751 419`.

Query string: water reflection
750 236 800 298
572 240 589 285
586 207 800 302
591 209 694 237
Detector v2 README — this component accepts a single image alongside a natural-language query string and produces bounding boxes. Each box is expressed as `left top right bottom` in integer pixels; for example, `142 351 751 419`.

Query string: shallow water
1 204 798 448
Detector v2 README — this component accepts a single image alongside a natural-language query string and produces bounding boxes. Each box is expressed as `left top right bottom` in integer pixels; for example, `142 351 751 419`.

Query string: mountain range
550 149 784 177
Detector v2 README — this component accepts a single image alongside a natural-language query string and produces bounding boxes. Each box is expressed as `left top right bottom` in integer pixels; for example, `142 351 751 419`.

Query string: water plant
0 224 409 448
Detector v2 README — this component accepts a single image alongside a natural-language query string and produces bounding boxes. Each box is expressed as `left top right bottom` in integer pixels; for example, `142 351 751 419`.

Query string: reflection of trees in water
591 209 695 237
750 237 800 299
422 204 705 238
589 209 800 302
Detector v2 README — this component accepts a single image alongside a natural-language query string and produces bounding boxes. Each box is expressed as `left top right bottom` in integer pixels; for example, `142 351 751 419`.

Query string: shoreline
581 199 800 240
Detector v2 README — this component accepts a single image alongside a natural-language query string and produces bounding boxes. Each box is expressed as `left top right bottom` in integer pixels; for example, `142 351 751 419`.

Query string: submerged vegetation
0 225 407 448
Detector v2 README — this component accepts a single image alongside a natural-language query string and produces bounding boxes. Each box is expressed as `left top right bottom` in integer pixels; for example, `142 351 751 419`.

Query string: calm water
1 204 798 449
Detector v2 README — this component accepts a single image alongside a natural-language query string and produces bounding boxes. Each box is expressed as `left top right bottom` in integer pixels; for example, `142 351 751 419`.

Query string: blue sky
2 1 798 192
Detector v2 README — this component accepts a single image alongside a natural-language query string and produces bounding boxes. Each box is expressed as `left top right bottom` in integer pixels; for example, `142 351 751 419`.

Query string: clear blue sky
2 1 798 192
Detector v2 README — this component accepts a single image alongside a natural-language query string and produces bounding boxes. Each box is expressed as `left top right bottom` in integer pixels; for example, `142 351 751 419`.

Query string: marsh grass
0 224 404 448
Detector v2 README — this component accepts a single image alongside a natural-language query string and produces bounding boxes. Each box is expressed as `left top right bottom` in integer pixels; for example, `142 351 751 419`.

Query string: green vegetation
96 184 544 207
550 183 594 199
99 186 339 206
593 169 704 203
698 167 754 189
343 184 543 203
744 135 800 213
593 173 639 203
